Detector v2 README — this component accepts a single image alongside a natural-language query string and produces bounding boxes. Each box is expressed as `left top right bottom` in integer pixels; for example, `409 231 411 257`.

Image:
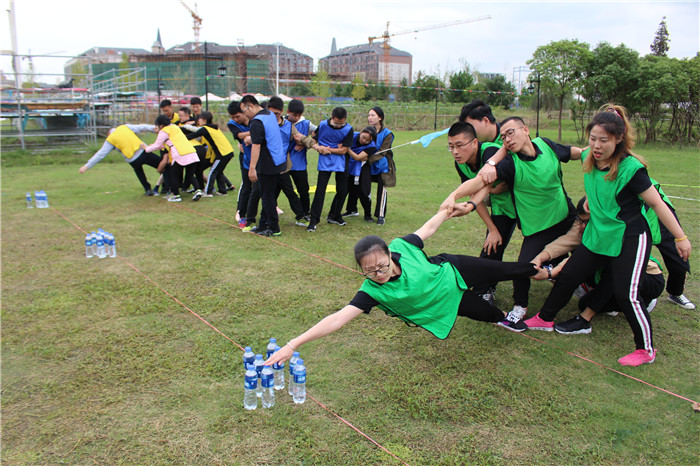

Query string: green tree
366 80 389 101
528 39 591 141
412 71 444 102
290 81 312 96
483 75 516 109
310 68 331 98
396 77 412 102
650 17 670 57
633 55 681 143
582 42 640 111
351 73 366 100
447 67 474 102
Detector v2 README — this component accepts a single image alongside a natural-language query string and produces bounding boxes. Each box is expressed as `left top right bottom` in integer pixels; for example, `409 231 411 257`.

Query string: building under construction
319 39 412 86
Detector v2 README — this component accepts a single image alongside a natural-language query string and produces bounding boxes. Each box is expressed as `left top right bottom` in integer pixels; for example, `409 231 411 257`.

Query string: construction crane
179 0 203 47
368 15 491 84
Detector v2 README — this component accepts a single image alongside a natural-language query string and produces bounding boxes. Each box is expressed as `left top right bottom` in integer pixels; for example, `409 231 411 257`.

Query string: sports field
2 129 698 464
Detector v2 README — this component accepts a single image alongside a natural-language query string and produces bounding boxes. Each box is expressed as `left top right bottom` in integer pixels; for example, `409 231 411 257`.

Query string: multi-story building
319 39 412 86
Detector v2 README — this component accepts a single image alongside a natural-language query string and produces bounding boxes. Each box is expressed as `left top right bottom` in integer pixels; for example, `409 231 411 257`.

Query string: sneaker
250 225 270 236
227 185 236 191
306 222 317 232
668 294 696 310
270 231 282 237
238 219 247 228
509 305 527 321
186 187 195 193
214 191 227 196
341 211 359 217
497 308 527 332
646 298 658 313
242 224 255 233
364 216 374 223
145 189 157 196
167 195 182 202
573 284 587 298
479 288 496 306
152 186 160 195
618 349 656 366
524 313 554 331
303 214 311 222
601 310 619 317
192 189 203 201
376 217 385 225
554 315 592 335
202 193 214 198
295 220 308 227
327 217 347 226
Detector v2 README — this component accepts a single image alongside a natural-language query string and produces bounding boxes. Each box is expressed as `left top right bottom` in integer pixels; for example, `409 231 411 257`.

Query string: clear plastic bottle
95 234 107 258
243 365 258 410
34 191 41 208
288 351 300 396
85 234 94 258
90 232 98 256
243 346 255 370
272 345 285 391
261 365 275 408
26 192 33 208
41 191 49 208
292 359 306 404
108 234 117 257
266 338 277 359
253 354 264 398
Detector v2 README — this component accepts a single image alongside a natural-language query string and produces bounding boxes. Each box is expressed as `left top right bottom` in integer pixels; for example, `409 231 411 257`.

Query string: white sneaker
646 298 658 313
508 305 527 321
167 195 182 202
192 189 203 201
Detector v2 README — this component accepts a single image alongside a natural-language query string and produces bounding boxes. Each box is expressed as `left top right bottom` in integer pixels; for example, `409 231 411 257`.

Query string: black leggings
170 162 199 196
129 151 161 192
473 214 517 295
656 212 690 295
346 163 372 218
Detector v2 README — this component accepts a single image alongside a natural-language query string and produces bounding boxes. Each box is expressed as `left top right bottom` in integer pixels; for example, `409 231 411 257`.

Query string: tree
350 73 366 100
366 80 389 101
483 75 516 109
396 77 412 102
633 55 679 143
412 71 444 102
650 17 670 57
582 42 640 111
447 67 474 102
310 68 332 98
528 39 591 141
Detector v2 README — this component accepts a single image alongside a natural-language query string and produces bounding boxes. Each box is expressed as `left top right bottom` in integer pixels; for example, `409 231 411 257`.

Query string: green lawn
2 130 698 464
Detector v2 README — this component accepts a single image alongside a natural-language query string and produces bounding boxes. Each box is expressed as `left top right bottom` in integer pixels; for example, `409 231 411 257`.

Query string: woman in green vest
264 203 547 367
524 105 691 367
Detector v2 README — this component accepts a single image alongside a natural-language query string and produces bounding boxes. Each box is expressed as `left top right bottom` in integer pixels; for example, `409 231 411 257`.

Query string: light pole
527 73 541 138
203 41 227 110
275 42 281 95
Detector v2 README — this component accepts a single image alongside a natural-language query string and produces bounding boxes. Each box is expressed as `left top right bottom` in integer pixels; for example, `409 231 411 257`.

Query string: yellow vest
201 126 235 155
170 113 180 124
162 125 196 161
106 125 143 159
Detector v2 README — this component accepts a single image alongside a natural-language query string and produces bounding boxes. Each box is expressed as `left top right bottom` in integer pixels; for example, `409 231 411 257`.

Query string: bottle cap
269 337 276 343
244 346 252 352
296 359 303 365
293 351 300 357
255 354 263 360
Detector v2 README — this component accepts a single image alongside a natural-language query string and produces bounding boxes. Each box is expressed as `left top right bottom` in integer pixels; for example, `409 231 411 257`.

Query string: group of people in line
78 96 694 368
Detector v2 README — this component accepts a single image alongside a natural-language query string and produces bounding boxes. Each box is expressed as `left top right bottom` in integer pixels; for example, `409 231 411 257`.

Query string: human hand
248 167 258 183
439 196 456 216
264 344 293 366
478 164 497 184
531 266 550 280
676 238 691 261
140 142 148 151
483 230 503 255
78 166 88 174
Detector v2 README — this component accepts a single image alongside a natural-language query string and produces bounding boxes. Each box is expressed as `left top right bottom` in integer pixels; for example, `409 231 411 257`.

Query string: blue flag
415 128 449 148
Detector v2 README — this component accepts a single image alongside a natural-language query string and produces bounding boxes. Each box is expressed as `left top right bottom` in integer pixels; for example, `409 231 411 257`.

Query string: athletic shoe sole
554 326 592 335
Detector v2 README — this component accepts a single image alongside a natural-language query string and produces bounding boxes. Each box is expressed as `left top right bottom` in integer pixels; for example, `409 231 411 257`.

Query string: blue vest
279 119 292 156
254 111 286 167
371 127 392 175
348 132 378 177
317 119 353 172
290 118 310 171
228 119 252 169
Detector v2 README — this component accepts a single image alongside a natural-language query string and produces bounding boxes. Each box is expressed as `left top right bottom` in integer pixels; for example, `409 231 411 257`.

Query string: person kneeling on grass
265 203 547 366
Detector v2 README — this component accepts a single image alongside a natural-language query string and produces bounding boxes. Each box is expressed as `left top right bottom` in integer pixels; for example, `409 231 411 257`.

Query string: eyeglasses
447 138 475 151
362 263 391 278
241 104 251 113
575 215 589 225
500 126 524 141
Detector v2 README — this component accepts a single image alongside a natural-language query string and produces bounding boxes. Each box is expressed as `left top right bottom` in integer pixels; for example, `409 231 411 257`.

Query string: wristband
675 236 688 242
467 201 477 211
286 342 297 351
487 159 496 166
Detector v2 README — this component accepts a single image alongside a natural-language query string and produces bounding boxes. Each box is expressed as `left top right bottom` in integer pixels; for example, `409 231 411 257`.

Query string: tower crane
179 0 203 47
368 15 491 84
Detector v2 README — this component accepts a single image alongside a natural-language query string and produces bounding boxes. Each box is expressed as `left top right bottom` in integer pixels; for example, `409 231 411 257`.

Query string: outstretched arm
264 305 364 366
640 186 691 260
415 201 477 242
439 176 488 215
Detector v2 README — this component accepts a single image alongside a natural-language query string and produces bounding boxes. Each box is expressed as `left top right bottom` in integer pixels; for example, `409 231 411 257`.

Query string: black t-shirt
454 143 499 183
250 110 284 175
604 156 653 235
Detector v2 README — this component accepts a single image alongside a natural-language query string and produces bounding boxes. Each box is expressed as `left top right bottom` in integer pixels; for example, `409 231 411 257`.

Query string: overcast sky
1 0 698 85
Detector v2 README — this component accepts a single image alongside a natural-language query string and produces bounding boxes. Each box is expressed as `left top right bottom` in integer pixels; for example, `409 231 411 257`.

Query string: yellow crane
368 15 491 84
179 0 203 47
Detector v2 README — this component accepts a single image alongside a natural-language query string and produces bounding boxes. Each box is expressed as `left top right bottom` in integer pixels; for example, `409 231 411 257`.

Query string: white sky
1 0 698 85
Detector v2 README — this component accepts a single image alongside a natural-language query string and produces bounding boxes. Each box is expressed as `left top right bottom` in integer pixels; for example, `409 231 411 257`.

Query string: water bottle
292 359 306 404
243 346 255 370
95 234 107 258
272 345 285 391
90 232 98 255
34 191 41 208
253 354 264 398
288 351 300 396
266 338 277 359
41 191 49 208
261 365 275 408
108 233 117 257
243 365 258 410
26 192 33 208
85 234 94 258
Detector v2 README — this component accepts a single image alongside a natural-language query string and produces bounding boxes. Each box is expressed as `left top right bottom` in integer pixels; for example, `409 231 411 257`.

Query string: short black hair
288 99 304 114
500 116 526 127
154 114 171 127
241 94 259 106
459 99 495 124
179 106 191 116
448 121 477 139
331 107 347 120
576 196 588 216
228 101 242 115
159 99 172 109
190 97 202 105
268 96 284 111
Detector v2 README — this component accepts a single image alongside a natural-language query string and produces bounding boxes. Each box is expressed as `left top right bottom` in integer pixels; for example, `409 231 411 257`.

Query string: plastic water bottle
272 345 285 391
26 192 33 208
266 338 278 359
292 359 306 404
85 234 94 258
253 354 264 398
261 365 275 408
243 365 258 410
288 351 300 396
90 232 98 255
243 346 255 370
108 233 117 257
34 191 41 208
95 234 107 258
41 191 49 208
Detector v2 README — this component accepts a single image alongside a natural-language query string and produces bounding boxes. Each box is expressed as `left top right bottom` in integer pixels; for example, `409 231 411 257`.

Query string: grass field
2 128 699 464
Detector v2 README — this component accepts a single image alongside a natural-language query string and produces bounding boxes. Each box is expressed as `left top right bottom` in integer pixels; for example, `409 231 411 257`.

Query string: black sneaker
327 217 347 226
341 211 359 217
376 217 385 225
479 288 496 306
364 216 374 223
306 222 317 232
554 315 592 335
497 314 527 332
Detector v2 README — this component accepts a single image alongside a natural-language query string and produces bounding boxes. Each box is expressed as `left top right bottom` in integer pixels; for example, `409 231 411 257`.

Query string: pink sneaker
524 313 554 331
618 349 656 366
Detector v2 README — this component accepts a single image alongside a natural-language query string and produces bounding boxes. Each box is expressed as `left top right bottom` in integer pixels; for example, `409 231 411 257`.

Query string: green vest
511 138 569 236
641 178 674 245
582 150 646 256
359 238 467 339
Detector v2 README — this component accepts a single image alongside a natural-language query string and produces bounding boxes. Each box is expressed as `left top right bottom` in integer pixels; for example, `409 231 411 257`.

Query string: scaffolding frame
92 67 149 134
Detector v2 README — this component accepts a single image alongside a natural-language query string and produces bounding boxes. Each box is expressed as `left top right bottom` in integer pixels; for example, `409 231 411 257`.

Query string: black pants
513 214 575 307
258 173 280 233
275 172 305 220
237 155 252 219
245 181 260 224
289 170 310 216
656 213 690 295
170 162 199 196
129 151 161 192
436 254 537 322
539 231 653 351
205 152 233 195
194 146 213 192
473 214 518 295
310 170 348 224
371 174 388 219
345 163 372 218
579 270 665 314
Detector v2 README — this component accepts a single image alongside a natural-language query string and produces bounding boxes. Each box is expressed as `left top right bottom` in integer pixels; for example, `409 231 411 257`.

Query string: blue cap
293 351 300 357
269 338 276 343
255 354 263 360
296 359 303 365
244 346 252 352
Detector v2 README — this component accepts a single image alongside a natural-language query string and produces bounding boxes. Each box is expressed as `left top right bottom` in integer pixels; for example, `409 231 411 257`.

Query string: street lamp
527 73 541 138
275 42 282 95
203 41 227 110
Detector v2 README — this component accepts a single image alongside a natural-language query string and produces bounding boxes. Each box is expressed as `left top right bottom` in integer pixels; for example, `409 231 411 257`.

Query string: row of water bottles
243 338 306 410
85 228 117 258
26 191 49 208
